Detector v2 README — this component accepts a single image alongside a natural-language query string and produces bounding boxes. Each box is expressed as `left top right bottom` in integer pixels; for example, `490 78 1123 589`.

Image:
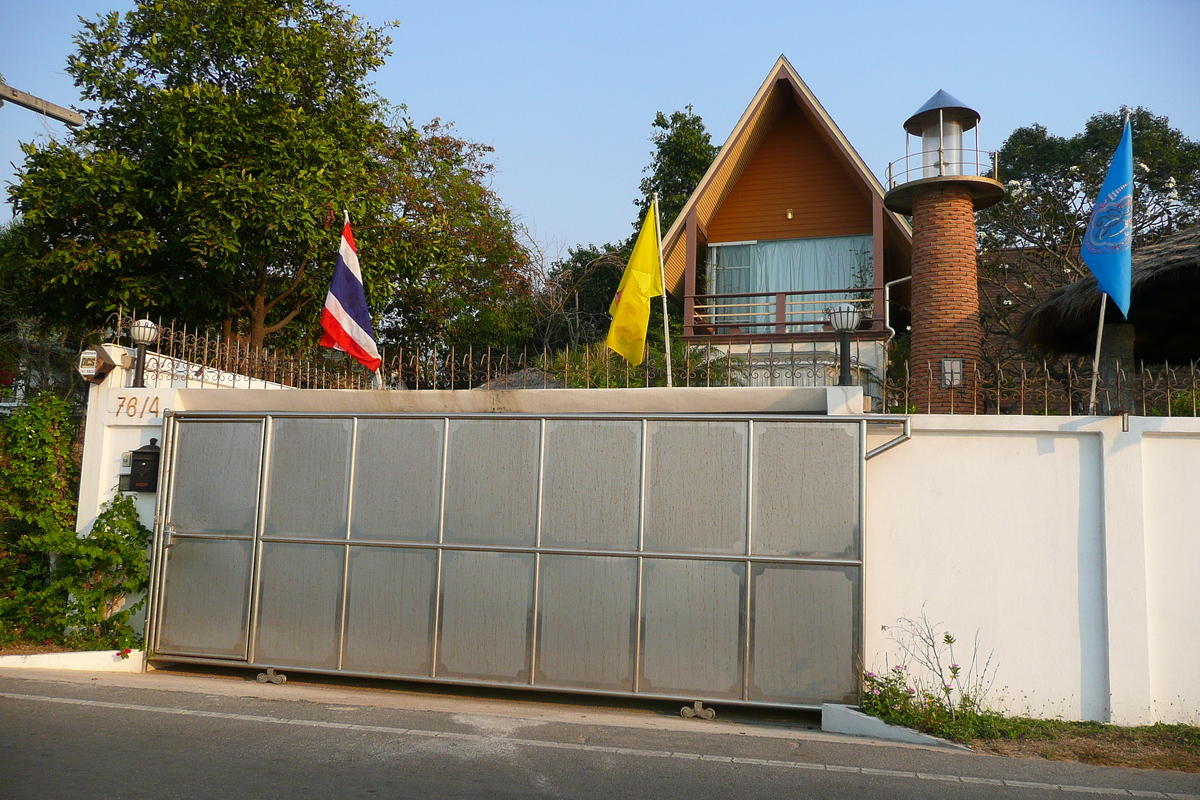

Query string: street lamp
130 318 160 388
829 303 861 387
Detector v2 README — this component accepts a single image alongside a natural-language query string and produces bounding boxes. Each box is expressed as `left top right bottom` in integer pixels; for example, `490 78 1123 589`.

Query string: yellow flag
606 202 662 366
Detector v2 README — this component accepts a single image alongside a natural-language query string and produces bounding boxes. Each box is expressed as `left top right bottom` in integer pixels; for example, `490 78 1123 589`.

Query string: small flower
950 663 959 670
865 671 875 679
892 665 904 673
871 688 881 695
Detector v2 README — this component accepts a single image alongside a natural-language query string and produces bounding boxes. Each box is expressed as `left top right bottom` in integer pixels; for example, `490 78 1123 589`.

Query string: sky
2 0 1198 261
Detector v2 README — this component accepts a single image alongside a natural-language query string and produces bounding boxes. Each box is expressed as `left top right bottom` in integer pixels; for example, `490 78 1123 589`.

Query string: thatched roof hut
1018 224 1200 363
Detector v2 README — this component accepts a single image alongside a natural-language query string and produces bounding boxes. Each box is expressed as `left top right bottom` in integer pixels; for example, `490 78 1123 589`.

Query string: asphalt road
1 667 1197 800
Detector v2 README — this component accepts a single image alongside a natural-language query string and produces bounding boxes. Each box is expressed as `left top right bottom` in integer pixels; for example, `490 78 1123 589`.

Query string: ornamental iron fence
115 314 1199 417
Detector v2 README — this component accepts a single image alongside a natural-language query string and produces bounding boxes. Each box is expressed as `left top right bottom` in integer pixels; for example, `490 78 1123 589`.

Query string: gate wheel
256 668 287 685
681 700 715 720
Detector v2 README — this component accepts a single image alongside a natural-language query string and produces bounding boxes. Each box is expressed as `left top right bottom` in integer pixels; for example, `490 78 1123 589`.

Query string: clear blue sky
2 0 1198 261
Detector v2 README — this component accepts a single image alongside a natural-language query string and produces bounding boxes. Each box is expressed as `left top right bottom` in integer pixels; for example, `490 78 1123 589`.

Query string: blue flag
1081 119 1133 317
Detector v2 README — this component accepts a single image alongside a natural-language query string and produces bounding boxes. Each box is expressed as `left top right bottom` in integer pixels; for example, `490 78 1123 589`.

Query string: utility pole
0 83 83 127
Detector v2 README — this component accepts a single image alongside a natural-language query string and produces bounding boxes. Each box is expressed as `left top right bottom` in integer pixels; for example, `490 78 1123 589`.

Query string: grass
964 718 1200 773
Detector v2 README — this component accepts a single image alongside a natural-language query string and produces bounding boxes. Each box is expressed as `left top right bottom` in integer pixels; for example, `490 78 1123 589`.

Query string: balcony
685 285 882 340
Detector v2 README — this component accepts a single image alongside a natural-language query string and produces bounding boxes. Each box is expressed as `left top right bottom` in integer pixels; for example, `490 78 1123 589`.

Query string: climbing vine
0 394 151 649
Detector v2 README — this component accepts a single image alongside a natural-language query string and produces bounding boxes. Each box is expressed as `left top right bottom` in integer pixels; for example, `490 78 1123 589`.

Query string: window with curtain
707 235 873 328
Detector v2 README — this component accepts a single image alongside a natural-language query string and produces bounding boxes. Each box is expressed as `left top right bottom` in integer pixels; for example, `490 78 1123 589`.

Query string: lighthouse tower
884 91 1004 411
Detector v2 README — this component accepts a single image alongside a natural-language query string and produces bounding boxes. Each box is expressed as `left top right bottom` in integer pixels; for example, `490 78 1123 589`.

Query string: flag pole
1088 293 1108 415
653 193 672 387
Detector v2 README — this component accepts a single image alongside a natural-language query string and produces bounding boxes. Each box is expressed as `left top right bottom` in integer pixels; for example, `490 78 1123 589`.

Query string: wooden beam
0 83 83 127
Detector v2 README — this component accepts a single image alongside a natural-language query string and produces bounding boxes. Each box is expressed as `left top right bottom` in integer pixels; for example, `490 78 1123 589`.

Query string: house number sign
107 391 170 426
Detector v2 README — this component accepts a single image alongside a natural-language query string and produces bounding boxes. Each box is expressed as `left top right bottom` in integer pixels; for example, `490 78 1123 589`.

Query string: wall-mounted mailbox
130 438 161 492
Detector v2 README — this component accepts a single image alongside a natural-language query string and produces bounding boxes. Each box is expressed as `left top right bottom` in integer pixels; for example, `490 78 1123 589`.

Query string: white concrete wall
1142 433 1200 724
865 414 1200 725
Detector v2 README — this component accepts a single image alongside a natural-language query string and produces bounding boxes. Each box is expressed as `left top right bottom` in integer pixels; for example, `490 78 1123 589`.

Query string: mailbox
130 438 161 492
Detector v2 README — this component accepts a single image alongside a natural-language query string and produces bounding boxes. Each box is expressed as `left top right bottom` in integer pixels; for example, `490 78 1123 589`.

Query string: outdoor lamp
130 318 160 388
830 303 861 387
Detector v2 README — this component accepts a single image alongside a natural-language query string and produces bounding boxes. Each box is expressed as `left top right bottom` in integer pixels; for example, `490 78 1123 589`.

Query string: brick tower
884 91 1004 411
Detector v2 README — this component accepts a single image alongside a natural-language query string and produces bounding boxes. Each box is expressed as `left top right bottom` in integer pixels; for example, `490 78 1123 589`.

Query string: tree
977 107 1200 362
532 242 631 350
636 105 718 231
5 0 392 349
369 121 536 351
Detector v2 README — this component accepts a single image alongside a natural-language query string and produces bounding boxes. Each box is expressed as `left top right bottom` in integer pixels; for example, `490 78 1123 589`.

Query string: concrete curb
821 704 969 750
0 649 146 673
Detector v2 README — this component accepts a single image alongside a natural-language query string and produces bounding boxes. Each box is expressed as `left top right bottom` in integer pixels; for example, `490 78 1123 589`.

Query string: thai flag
320 218 382 372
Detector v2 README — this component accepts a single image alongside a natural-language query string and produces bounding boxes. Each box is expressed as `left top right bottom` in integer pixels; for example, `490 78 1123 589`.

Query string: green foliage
636 105 718 232
864 663 1200 753
539 338 745 389
862 664 996 740
0 395 80 643
59 494 153 647
0 395 150 649
535 242 632 349
373 121 536 351
6 0 391 348
861 613 1001 740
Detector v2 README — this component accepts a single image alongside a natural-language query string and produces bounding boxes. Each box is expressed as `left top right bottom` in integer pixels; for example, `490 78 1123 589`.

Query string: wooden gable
707 100 872 243
662 56 911 303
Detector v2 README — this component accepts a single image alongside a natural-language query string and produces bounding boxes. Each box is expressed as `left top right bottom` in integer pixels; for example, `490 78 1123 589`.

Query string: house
660 56 913 401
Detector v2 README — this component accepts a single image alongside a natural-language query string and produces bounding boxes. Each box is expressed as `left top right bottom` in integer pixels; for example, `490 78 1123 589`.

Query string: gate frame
147 410 909 711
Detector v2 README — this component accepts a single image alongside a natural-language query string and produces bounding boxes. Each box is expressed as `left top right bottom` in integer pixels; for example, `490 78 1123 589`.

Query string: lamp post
830 303 861 387
130 318 160 388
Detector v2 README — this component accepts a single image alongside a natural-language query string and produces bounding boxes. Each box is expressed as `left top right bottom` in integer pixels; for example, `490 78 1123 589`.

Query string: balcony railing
685 286 878 338
885 147 998 189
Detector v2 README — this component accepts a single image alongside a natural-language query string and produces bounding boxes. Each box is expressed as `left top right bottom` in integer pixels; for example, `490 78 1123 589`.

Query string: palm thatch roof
1018 224 1200 362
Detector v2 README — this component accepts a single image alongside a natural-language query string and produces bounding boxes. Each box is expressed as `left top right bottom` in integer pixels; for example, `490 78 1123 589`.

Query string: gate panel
640 559 746 698
437 550 535 682
169 421 262 536
444 420 539 546
541 420 641 550
157 538 254 657
263 418 351 539
644 421 747 554
352 418 443 541
156 420 263 658
253 541 344 669
753 422 860 558
749 564 860 704
535 554 637 691
342 546 437 675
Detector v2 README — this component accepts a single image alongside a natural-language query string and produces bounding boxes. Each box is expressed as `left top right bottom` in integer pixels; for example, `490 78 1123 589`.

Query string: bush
0 394 151 650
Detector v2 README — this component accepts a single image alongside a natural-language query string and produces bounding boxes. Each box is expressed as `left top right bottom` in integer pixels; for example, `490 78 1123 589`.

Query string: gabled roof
661 55 911 300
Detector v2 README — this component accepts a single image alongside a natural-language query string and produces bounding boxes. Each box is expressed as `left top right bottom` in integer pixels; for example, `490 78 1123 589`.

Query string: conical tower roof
903 90 980 134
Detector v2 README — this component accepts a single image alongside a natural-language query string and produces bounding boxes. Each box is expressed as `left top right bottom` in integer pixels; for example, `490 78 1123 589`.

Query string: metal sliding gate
148 411 900 709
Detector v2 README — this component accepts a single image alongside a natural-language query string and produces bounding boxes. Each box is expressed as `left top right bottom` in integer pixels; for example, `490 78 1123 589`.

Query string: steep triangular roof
661 55 911 299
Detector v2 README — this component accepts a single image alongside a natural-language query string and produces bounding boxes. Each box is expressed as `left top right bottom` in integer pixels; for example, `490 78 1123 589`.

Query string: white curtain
709 235 872 327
